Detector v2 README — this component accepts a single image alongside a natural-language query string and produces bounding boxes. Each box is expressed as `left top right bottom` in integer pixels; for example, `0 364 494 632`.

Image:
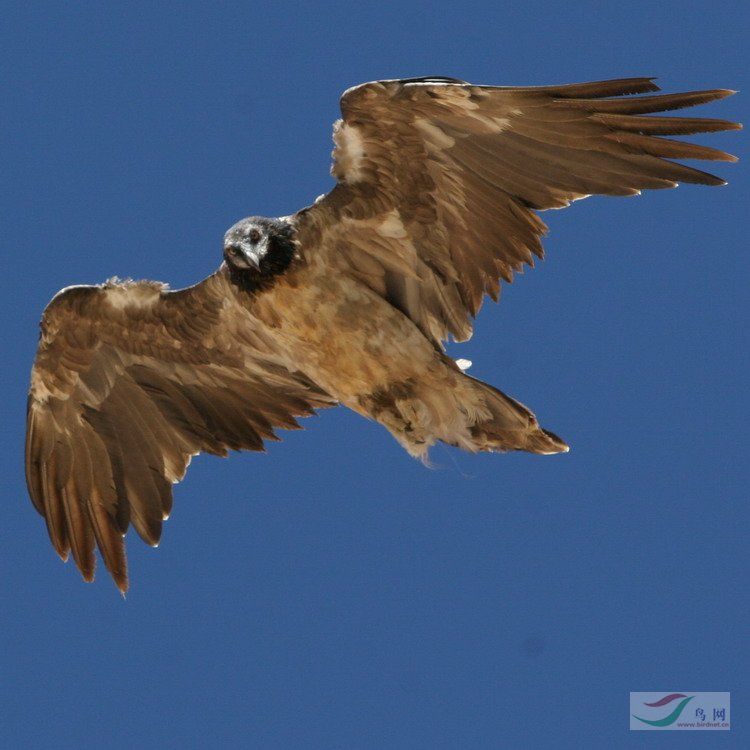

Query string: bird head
223 216 296 288
223 218 272 272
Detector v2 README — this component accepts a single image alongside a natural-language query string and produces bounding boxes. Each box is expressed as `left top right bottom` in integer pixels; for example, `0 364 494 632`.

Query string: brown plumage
25 77 739 591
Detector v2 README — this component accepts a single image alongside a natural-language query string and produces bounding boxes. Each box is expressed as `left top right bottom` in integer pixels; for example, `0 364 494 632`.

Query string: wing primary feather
40 457 70 561
592 113 741 135
78 425 129 590
515 77 661 98
25 399 53 517
559 88 737 115
602 132 738 162
86 491 128 593
59 476 95 582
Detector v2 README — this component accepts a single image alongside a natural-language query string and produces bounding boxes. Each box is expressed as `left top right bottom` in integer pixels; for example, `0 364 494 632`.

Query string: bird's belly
252 271 438 403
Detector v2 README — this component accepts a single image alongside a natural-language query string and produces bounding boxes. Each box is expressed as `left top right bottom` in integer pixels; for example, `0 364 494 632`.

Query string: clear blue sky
2 2 747 748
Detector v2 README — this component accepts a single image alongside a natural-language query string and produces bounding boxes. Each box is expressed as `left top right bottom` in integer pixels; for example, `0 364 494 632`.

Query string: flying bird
26 76 739 591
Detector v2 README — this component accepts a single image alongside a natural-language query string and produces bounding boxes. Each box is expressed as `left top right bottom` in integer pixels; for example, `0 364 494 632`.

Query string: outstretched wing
25 275 334 591
295 77 740 347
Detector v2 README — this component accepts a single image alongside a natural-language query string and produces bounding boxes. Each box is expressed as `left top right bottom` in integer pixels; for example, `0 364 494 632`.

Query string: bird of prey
26 76 739 591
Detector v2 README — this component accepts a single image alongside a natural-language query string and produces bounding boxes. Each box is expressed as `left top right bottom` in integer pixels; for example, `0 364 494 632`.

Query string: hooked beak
239 245 261 270
225 240 264 271
238 236 269 271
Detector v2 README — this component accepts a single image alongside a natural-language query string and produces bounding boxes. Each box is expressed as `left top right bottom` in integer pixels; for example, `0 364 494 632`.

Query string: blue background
2 2 747 748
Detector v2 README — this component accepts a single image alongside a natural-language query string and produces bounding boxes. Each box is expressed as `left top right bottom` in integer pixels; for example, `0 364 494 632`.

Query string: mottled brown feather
296 77 739 345
26 273 335 590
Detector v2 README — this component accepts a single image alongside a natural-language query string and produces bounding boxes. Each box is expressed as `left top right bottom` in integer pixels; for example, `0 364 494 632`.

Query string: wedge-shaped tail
466 376 570 455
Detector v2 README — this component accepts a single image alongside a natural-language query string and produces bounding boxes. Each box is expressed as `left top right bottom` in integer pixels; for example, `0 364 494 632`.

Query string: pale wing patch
413 119 455 152
377 210 409 239
332 121 367 183
104 282 164 311
29 371 57 403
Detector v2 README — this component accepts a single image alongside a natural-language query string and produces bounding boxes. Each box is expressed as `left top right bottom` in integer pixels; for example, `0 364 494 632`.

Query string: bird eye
227 246 238 256
249 229 261 243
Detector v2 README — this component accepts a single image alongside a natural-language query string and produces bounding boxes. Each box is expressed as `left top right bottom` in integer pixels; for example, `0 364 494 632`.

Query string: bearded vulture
25 76 739 591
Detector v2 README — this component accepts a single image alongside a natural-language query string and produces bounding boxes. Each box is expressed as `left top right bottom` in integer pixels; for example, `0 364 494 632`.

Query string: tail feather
467 376 569 455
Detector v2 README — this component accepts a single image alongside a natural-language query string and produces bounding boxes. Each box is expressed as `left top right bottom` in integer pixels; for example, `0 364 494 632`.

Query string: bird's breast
250 262 437 403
